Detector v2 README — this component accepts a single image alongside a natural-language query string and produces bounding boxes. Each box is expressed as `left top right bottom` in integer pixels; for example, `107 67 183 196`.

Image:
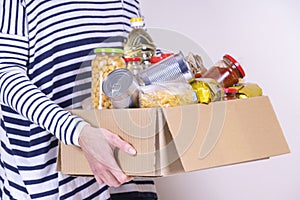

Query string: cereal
91 48 126 109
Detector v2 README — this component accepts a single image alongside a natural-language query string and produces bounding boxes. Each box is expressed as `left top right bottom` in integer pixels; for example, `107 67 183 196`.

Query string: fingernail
128 147 136 155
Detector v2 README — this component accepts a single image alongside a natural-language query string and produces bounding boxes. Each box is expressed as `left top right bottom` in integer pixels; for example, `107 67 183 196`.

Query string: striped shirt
0 0 157 199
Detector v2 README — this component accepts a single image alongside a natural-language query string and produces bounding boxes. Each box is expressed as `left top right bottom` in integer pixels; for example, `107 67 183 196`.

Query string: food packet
230 83 263 99
139 82 198 108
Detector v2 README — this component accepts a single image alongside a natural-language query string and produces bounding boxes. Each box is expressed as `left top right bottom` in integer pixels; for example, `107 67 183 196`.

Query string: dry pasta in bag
139 82 198 108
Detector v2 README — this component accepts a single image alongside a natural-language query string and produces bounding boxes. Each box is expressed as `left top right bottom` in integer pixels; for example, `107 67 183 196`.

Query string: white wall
140 0 300 199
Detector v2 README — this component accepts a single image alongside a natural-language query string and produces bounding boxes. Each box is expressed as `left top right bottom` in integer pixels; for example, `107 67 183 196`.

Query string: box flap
155 109 185 176
162 96 290 172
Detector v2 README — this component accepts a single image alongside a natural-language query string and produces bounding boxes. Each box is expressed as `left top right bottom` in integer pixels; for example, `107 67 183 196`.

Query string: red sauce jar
202 54 245 88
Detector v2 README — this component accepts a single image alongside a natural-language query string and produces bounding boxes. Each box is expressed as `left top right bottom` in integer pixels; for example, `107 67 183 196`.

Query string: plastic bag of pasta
139 81 198 108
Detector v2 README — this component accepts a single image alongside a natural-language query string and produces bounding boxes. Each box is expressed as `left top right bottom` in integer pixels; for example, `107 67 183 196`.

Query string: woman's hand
78 125 136 187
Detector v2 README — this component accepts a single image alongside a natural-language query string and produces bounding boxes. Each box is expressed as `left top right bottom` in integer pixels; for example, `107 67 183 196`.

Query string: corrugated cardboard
57 96 290 177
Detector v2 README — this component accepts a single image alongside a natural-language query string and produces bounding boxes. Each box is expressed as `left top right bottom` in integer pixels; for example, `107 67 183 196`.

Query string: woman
0 0 157 199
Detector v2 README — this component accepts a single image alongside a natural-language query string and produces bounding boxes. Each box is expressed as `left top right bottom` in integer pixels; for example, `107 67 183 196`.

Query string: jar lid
124 57 141 62
161 53 173 59
223 54 245 78
224 87 238 94
150 56 163 64
94 48 124 54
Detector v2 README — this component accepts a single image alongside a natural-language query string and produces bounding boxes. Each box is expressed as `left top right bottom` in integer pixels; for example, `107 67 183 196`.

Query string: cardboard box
57 96 290 177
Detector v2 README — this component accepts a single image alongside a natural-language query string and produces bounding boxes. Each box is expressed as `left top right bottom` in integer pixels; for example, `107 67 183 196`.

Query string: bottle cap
130 17 144 27
130 17 143 23
224 87 238 94
124 57 141 62
223 54 245 78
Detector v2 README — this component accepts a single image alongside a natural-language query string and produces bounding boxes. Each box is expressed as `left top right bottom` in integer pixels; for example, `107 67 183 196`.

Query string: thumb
102 129 137 155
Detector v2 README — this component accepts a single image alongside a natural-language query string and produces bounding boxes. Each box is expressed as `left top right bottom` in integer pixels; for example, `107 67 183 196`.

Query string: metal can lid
223 54 245 78
102 68 134 98
94 48 124 54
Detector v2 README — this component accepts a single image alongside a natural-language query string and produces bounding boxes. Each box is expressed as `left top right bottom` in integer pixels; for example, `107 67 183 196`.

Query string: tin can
138 51 194 85
102 68 140 109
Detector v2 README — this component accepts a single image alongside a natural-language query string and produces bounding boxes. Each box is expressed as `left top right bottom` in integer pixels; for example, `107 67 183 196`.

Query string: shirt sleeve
0 0 89 146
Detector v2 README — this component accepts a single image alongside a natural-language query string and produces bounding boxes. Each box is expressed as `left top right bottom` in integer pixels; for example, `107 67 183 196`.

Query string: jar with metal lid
124 57 143 76
91 48 126 109
202 54 245 88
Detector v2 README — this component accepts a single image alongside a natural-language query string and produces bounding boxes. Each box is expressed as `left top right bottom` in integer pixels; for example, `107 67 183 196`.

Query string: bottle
124 57 143 76
223 88 238 101
124 17 156 66
202 54 245 88
91 48 126 109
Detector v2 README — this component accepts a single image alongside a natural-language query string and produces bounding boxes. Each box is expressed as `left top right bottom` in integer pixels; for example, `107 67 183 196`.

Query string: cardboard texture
57 96 290 177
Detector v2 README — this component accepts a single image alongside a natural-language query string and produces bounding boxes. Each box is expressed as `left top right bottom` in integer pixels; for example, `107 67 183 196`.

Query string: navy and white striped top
0 0 157 199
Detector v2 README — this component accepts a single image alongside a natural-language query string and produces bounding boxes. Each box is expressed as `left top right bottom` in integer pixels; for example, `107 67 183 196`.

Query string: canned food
91 48 126 109
102 68 140 109
138 51 194 85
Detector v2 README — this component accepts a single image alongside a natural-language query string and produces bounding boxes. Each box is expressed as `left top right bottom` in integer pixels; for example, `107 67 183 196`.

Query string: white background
140 0 300 199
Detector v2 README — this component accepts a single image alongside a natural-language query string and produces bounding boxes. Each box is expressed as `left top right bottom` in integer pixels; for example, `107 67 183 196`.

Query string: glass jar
91 48 126 109
202 54 245 88
124 57 143 76
190 78 223 104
